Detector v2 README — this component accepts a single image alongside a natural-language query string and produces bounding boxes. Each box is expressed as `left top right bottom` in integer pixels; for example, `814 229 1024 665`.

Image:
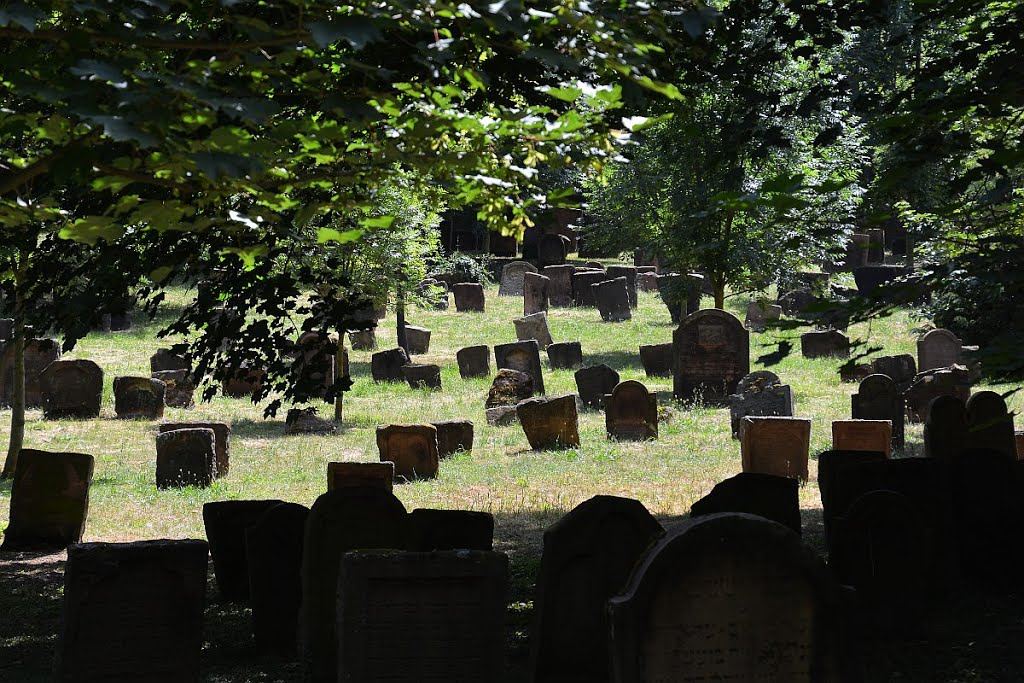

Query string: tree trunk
2 290 26 479
713 282 726 309
333 327 344 423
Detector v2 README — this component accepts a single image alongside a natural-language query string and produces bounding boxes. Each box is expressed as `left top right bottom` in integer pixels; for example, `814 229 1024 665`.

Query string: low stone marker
605 380 658 441
852 374 905 451
904 364 972 422
203 499 283 601
486 368 534 407
917 328 962 371
452 282 486 311
246 502 309 653
638 343 672 377
542 264 575 307
571 270 606 307
40 359 103 419
328 461 395 491
637 271 659 292
594 276 632 322
222 365 266 398
574 363 619 408
745 300 782 331
966 390 1016 459
517 394 581 450
336 550 508 683
498 261 538 296
402 363 442 390
672 309 749 405
690 472 801 535
524 271 550 316
153 369 195 408
1 448 94 552
514 311 554 349
728 370 794 438
455 345 490 379
0 337 60 408
156 427 217 488
348 328 377 350
800 330 851 359
403 325 431 355
55 539 209 683
431 420 474 458
159 421 231 477
538 232 569 267
546 341 582 369
740 416 811 481
371 347 409 383
285 407 337 435
151 345 190 373
832 419 892 457
531 496 663 683
495 340 545 394
485 404 519 427
406 508 494 551
114 376 165 419
376 424 440 479
871 354 917 387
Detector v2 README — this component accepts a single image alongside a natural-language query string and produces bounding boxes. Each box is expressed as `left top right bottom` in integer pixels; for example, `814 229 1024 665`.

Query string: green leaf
317 227 365 244
149 266 173 284
58 216 124 245
222 245 269 270
360 215 395 229
541 85 583 102
308 18 382 50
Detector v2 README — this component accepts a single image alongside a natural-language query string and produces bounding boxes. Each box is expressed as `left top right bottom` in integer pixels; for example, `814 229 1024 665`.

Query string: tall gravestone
638 343 673 377
113 376 165 419
159 421 231 477
594 277 632 322
542 264 575 307
495 340 545 394
845 233 869 270
572 270 607 307
608 513 850 683
690 472 801 535
851 374 905 451
965 391 1017 460
673 309 749 406
728 370 793 438
531 496 663 683
574 363 619 408
740 416 811 481
917 328 962 371
498 261 538 296
376 424 440 480
456 345 490 378
431 420 474 458
605 380 658 441
606 265 638 308
524 271 550 316
657 273 702 324
0 337 60 408
203 499 284 601
1 449 94 552
40 359 103 419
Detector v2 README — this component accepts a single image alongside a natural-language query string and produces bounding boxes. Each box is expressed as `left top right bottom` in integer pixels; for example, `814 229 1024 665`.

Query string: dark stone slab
150 345 191 373
546 341 583 370
672 309 749 405
406 508 494 551
152 369 195 408
431 420 474 458
851 374 905 451
113 376 165 419
155 428 216 488
605 380 658 441
457 345 490 378
571 270 606 307
402 363 442 390
452 282 486 312
574 363 619 408
371 347 410 383
494 340 545 394
486 368 534 408
690 472 801 535
594 277 632 322
203 499 284 601
41 359 103 419
801 330 851 359
159 421 231 477
327 461 394 491
638 343 673 378
376 424 439 480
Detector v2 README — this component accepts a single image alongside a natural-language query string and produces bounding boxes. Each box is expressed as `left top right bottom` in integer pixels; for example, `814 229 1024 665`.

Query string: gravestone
571 270 607 307
1 449 94 552
417 278 449 310
851 374 905 451
452 282 486 312
406 509 494 551
524 271 550 316
40 359 103 419
0 337 60 408
690 472 801 535
657 273 702 324
608 513 849 683
0 318 12 341
151 345 191 373
542 264 575 308
801 330 850 359
159 421 231 477
300 488 408 683
376 424 440 479
605 380 658 441
285 407 337 435
514 311 554 349
728 371 794 438
672 309 749 406
904 364 972 423
494 340 545 394
336 550 508 683
113 376 165 419
831 419 892 457
403 325 431 355
328 461 395 491
402 363 442 390
966 391 1016 459
222 365 266 398
293 331 336 399
917 328 962 372
866 227 885 262
489 231 517 257
517 394 581 450
778 289 816 316
639 343 673 377
57 541 208 681
637 272 659 292
547 341 583 369
152 369 195 408
853 264 908 295
202 499 283 601
845 233 869 270
745 300 783 332
871 354 917 388
348 329 377 350
538 232 569 267
816 450 889 536
246 502 310 653
531 496 663 683
606 265 638 308
740 416 811 481
840 361 874 383
155 427 217 488
486 368 534 408
498 261 538 296
431 420 474 458
594 277 632 322
457 345 490 378
485 405 519 427
371 347 410 383
574 363 620 408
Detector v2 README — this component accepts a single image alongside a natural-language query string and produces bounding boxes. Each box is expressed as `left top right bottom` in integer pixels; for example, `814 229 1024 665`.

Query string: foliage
428 251 495 285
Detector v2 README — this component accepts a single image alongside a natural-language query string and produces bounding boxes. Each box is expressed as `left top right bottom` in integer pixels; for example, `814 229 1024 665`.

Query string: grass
1 275 1022 682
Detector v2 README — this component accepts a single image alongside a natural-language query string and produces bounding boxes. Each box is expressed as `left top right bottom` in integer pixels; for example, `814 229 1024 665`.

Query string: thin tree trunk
713 283 726 309
2 289 26 479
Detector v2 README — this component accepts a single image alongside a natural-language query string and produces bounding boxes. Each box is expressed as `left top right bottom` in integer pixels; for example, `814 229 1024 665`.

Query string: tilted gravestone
542 264 575 307
851 374 905 451
605 380 658 441
740 416 811 481
328 461 395 492
800 330 850 359
745 300 783 332
403 325 431 355
524 271 550 316
486 368 534 408
406 508 494 551
1 449 94 552
155 428 217 488
965 390 1017 460
55 540 209 683
831 419 892 457
40 359 103 419
728 370 793 438
300 488 408 683
904 364 972 423
456 345 490 378
159 421 231 477
0 337 60 408
608 513 850 683
152 369 195 408
336 550 508 683
246 502 310 653
547 341 583 369
371 347 409 383
571 270 607 307
690 472 801 535
452 282 486 312
606 265 638 308
113 376 165 419
431 420 474 458
498 261 538 296
402 363 442 391
917 328 962 372
376 424 440 479
150 345 190 373
538 232 569 267
638 343 673 377
594 277 632 322
531 496 663 683
202 499 284 601
673 309 749 406
514 311 554 349
574 363 619 408
495 340 545 394
517 394 581 450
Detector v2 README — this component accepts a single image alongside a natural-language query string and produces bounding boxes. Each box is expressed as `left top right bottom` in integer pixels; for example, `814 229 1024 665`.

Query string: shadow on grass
0 552 64 683
581 350 646 374
229 417 353 441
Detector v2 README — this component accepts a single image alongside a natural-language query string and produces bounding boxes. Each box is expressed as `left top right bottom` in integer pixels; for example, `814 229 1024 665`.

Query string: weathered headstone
845 233 869 270
371 347 410 383
494 339 545 394
499 261 539 296
965 390 1016 459
159 421 231 477
514 311 554 349
740 416 811 481
917 328 962 372
605 380 658 441
406 508 494 551
113 376 165 419
222 365 266 398
523 271 550 316
574 363 619 408
608 513 849 682
376 424 440 479
152 369 195 408
904 364 972 423
402 363 442 390
403 325 431 355
155 428 217 488
531 496 663 683
637 272 659 292
327 461 395 492
638 343 673 377
486 368 534 407
800 330 850 359
452 282 486 312
0 337 60 408
285 407 338 435
571 270 607 307
293 331 336 399
690 472 801 535
672 309 749 405
778 288 816 316
538 233 569 267
336 550 508 683
1 449 94 552
606 265 638 308
348 328 377 350
517 394 581 450
853 264 908 295
546 340 583 369
542 264 575 308
457 345 490 378
150 345 190 373
745 300 783 332
485 404 519 427
55 540 209 683
831 419 892 457
431 420 474 458
203 499 283 601
594 277 632 322
300 488 407 683
871 354 917 388
851 374 905 451
40 359 103 419
728 370 793 438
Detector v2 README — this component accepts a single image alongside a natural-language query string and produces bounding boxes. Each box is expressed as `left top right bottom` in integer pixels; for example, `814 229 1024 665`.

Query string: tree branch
0 130 101 196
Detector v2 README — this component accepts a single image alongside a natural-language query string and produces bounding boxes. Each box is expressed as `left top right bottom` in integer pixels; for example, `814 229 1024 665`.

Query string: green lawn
1 278 1021 681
